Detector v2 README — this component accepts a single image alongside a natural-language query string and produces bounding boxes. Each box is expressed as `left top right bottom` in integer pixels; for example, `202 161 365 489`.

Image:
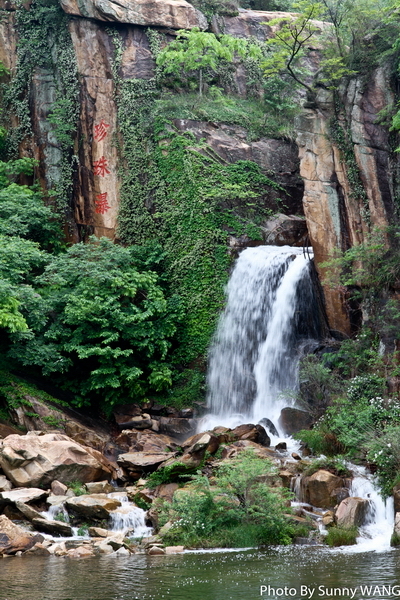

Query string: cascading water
109 494 153 538
202 245 321 435
348 465 394 552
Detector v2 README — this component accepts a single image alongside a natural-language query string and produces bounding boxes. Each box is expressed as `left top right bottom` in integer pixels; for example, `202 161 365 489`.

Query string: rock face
0 433 113 487
296 69 398 335
60 0 207 30
65 494 121 519
335 497 369 527
0 515 43 555
301 470 346 509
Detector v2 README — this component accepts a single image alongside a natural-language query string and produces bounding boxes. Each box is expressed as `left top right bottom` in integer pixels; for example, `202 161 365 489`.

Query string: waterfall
202 245 320 435
109 494 153 538
349 465 394 552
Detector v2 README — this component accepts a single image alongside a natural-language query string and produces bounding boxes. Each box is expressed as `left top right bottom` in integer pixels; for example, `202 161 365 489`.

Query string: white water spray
109 494 153 538
202 245 318 435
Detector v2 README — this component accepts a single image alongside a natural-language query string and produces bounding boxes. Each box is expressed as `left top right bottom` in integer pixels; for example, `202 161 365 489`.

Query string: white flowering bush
366 426 400 497
346 374 385 403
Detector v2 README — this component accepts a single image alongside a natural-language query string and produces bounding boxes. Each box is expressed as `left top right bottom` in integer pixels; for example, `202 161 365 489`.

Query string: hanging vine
3 0 79 219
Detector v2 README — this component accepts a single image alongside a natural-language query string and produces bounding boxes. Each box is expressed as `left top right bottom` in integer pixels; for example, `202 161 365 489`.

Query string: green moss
325 525 358 547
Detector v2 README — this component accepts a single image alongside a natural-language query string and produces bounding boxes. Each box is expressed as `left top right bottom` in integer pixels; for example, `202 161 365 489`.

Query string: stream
0 546 399 600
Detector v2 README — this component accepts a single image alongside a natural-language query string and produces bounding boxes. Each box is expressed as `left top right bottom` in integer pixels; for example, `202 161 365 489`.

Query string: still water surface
0 546 399 600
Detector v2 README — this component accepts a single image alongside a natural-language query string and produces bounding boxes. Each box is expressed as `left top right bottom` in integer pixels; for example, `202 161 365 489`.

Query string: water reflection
0 547 399 600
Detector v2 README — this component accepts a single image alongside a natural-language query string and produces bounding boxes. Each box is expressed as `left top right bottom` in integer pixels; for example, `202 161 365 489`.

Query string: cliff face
1 1 399 337
297 68 399 335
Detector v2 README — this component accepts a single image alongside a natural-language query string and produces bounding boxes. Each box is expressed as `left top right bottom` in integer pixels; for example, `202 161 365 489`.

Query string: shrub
158 450 294 548
325 526 358 547
365 426 400 498
303 457 352 478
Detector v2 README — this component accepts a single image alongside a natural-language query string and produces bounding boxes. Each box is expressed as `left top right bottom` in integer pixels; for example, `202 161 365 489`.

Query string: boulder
231 424 270 447
0 432 114 487
0 475 13 492
0 423 21 439
117 452 176 474
65 494 121 519
88 526 108 538
165 545 184 554
67 545 94 558
147 545 165 555
115 431 177 453
393 484 400 513
154 483 179 503
322 511 335 527
258 418 279 437
26 542 51 556
159 417 196 439
15 501 42 521
0 515 43 555
278 408 313 436
117 416 153 431
182 432 220 455
335 497 369 527
32 518 73 537
51 480 68 496
86 481 114 494
59 0 207 30
0 487 48 505
302 470 346 509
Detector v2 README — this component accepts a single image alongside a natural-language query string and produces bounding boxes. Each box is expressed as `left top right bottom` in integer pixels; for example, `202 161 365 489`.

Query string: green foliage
303 456 352 477
391 532 400 547
155 90 297 140
297 354 344 418
68 482 86 497
365 426 400 497
4 0 79 218
0 370 61 412
146 462 190 488
325 525 358 547
262 1 323 94
54 512 67 523
77 524 89 536
322 329 384 377
158 450 294 548
157 29 264 96
8 238 180 411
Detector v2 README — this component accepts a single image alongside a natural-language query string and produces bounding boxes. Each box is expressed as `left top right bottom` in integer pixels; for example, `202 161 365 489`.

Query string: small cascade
109 494 153 538
349 465 394 552
202 245 321 434
40 503 70 523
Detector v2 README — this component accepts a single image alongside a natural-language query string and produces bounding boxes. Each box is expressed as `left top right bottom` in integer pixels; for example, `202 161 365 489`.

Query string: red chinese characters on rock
94 119 110 142
93 156 111 177
95 192 111 214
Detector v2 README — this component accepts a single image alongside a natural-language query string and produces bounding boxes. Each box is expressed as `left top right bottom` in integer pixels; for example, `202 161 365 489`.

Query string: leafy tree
157 29 264 95
262 1 324 94
8 238 181 411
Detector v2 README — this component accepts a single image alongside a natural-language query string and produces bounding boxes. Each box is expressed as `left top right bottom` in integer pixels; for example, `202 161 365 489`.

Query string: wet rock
117 416 153 431
32 517 73 537
335 497 369 527
179 408 194 418
67 545 94 558
95 540 114 554
275 442 287 451
159 417 196 439
49 541 67 556
291 453 302 461
25 542 51 556
0 475 13 492
211 426 232 444
279 470 293 489
278 408 313 436
231 424 270 447
47 494 69 506
65 494 121 520
51 480 68 496
0 515 43 555
158 450 204 476
322 510 335 527
302 470 347 509
165 545 184 554
86 481 114 494
0 432 113 488
147 545 165 555
88 526 108 538
15 501 42 521
258 418 279 437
